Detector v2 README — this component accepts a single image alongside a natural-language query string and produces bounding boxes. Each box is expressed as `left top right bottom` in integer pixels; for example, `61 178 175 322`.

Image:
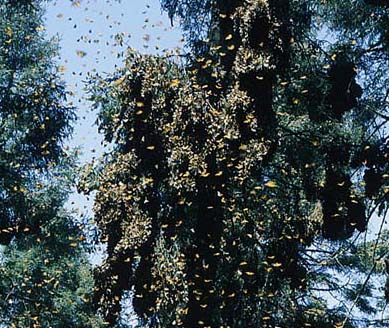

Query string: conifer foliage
84 0 388 327
0 1 102 326
0 0 73 244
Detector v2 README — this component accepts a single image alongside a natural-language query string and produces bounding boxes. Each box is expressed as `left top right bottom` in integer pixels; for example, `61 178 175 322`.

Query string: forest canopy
0 0 388 327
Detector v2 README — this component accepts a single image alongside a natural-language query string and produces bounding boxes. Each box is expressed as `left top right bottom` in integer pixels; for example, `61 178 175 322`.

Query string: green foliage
0 198 102 327
0 0 76 240
0 1 103 327
85 0 388 327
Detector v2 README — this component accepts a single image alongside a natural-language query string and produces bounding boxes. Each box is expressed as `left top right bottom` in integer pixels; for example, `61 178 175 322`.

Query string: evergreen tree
0 177 103 327
84 0 388 326
0 1 103 326
0 0 73 243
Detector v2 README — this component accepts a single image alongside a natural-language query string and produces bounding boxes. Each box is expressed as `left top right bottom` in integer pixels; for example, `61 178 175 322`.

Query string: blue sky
44 0 182 220
45 0 182 161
